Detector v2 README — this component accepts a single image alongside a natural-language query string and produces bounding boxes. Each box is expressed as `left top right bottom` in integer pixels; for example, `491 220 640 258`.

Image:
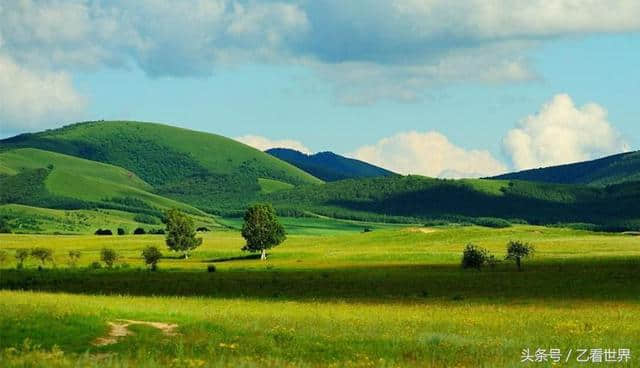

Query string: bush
506 241 535 271
15 249 29 269
148 228 165 234
0 249 8 266
461 244 494 270
89 261 102 270
134 214 160 224
31 247 54 268
196 227 210 232
0 217 11 233
100 248 119 268
94 229 113 235
142 246 162 271
68 250 81 267
362 227 372 233
117 228 126 235
207 264 217 273
473 217 512 228
133 227 146 235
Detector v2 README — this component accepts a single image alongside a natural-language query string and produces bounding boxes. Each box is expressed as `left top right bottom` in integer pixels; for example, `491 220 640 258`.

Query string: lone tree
15 249 29 269
100 248 119 268
142 246 162 271
241 203 286 260
31 247 54 268
68 250 81 267
505 240 535 271
165 209 202 259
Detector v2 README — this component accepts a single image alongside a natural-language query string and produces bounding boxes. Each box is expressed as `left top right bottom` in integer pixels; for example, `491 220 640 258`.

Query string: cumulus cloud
351 131 507 178
503 94 630 170
235 134 311 154
0 54 86 135
2 0 640 129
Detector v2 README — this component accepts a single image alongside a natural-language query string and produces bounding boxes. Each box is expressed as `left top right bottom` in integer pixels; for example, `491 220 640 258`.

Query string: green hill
264 175 640 230
1 121 322 212
492 150 640 185
0 148 200 215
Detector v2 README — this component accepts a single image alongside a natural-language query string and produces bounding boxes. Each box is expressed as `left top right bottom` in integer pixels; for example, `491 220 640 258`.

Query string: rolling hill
0 148 201 214
266 148 396 181
492 150 640 185
264 175 640 230
0 121 322 213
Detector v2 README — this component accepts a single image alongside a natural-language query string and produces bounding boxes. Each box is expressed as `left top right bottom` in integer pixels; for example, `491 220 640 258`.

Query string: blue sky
1 1 639 177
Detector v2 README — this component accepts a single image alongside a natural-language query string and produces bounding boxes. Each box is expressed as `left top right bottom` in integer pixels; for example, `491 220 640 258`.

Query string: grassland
1 225 639 367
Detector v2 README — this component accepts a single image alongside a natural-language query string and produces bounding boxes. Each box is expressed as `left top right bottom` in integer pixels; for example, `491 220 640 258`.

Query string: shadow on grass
203 254 261 263
1 258 640 303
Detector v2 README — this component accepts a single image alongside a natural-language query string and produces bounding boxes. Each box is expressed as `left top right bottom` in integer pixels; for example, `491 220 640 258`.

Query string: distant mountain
492 151 640 186
0 121 322 213
266 148 396 182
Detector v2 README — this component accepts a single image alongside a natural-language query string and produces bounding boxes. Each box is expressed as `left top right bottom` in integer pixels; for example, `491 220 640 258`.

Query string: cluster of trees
0 205 287 271
461 241 535 271
95 227 165 236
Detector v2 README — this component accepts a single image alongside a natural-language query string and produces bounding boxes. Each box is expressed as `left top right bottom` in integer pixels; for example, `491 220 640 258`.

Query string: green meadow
1 224 639 367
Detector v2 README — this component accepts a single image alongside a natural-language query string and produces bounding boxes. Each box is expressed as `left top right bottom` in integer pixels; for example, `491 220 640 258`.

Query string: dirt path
405 227 438 234
92 319 179 346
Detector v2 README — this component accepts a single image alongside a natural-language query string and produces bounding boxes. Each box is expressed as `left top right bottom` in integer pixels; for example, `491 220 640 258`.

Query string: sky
1 0 639 178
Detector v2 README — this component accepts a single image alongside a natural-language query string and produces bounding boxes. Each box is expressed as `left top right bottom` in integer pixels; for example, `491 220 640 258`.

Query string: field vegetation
1 225 639 367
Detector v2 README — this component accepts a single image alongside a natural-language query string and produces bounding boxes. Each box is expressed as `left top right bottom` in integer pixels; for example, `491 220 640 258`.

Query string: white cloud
503 94 630 170
351 131 507 178
0 54 86 135
2 0 640 110
235 135 311 154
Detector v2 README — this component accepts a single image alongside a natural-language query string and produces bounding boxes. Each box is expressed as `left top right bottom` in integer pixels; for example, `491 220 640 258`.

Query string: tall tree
165 209 202 259
241 203 286 260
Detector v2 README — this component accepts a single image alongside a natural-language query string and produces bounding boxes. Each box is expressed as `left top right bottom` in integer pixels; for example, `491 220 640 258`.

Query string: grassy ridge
494 150 640 185
0 148 202 215
265 175 640 228
1 121 322 212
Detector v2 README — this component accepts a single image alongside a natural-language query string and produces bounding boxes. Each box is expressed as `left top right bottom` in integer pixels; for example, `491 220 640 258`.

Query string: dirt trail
92 319 179 346
406 227 438 234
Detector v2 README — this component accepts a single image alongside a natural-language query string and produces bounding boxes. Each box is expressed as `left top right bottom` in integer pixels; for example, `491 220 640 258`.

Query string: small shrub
148 228 165 234
505 240 535 271
207 264 217 273
142 246 162 271
68 250 81 267
0 249 8 266
89 261 102 270
30 247 54 268
134 214 160 224
461 243 493 270
94 229 113 235
473 217 512 228
362 227 372 233
0 217 11 233
133 227 146 235
117 228 126 235
100 248 119 268
196 227 210 232
15 249 29 269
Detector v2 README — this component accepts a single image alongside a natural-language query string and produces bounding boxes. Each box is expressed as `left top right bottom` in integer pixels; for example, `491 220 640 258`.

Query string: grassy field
1 225 639 367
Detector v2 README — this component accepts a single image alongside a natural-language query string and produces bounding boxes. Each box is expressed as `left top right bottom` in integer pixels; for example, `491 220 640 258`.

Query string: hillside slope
0 148 200 215
266 148 396 181
1 121 322 212
264 175 640 229
492 150 640 185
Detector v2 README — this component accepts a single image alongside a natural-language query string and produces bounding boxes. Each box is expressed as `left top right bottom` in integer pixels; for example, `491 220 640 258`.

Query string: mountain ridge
266 148 396 182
